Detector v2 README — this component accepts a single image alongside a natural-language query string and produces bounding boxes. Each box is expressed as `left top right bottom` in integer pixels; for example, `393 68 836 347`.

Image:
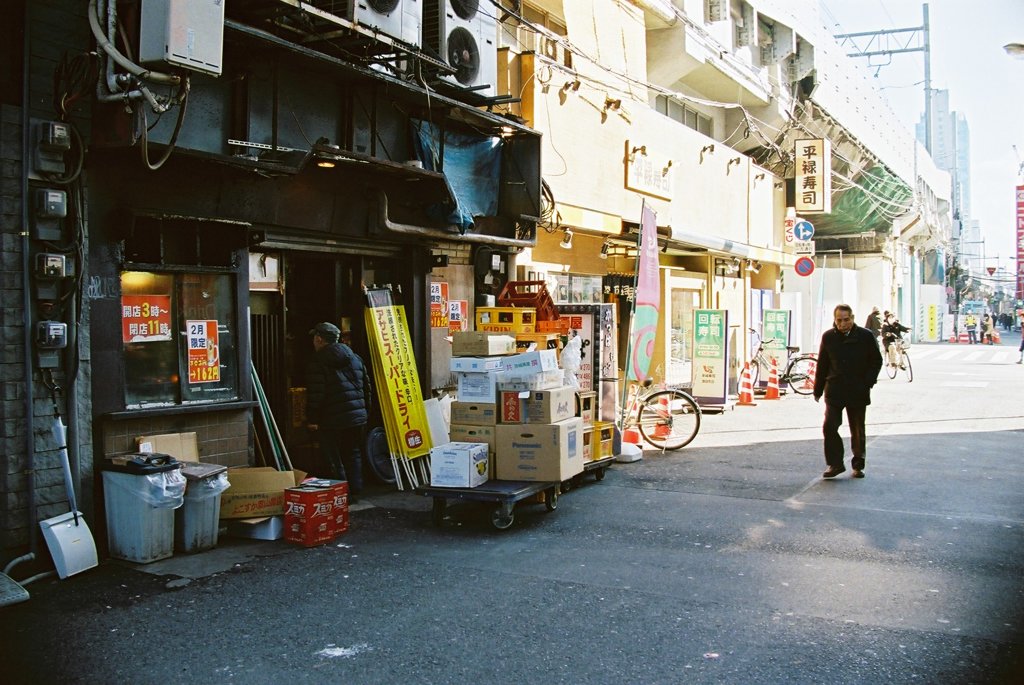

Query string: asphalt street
2 337 1022 684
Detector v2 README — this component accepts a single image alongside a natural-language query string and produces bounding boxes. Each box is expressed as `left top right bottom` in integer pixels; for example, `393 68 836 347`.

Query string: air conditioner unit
423 0 498 97
308 0 422 47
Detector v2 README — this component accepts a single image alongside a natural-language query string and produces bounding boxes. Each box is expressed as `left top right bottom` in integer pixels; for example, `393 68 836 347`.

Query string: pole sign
794 256 815 277
794 138 832 213
691 309 729 405
761 309 790 383
1017 185 1024 302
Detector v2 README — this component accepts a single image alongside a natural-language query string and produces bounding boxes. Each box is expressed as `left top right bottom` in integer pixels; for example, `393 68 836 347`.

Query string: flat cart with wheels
562 456 614 491
417 480 560 530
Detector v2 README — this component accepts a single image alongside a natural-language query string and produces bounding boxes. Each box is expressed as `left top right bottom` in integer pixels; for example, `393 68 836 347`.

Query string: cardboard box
450 356 507 373
495 418 584 482
454 370 500 403
498 390 528 424
449 424 497 456
452 332 516 357
225 516 284 540
450 402 497 426
501 349 559 376
430 442 489 488
136 432 199 462
219 468 307 519
476 306 536 333
284 479 349 547
496 369 564 392
527 386 576 424
576 391 597 426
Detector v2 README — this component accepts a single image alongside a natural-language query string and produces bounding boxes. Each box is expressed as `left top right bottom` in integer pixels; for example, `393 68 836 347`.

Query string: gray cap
310 322 340 342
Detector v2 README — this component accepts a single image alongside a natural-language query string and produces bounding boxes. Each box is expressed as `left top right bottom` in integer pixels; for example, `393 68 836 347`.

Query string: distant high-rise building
917 88 970 220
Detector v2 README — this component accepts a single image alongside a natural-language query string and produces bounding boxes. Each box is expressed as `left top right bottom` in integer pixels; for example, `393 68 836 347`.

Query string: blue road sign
794 220 815 241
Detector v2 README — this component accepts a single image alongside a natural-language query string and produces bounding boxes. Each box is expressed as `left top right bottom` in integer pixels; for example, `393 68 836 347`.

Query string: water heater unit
138 0 225 76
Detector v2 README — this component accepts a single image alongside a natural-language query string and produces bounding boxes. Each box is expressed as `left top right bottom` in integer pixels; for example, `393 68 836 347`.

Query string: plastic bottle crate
476 307 536 333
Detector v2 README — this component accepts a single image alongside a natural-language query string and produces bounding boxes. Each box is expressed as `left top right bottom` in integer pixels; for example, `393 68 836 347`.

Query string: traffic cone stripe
764 358 781 400
737 361 757 406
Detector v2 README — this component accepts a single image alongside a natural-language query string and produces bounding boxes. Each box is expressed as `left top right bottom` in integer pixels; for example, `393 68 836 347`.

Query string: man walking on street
306 322 372 501
813 304 884 479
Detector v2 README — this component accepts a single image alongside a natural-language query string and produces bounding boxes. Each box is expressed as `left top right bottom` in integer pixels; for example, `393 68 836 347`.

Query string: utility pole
835 3 932 154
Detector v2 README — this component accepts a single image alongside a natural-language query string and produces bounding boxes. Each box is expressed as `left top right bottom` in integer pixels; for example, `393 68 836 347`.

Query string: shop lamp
746 260 762 273
599 241 610 259
559 229 574 249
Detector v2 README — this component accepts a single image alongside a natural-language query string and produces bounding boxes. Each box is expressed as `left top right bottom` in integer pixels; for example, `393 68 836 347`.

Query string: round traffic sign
793 220 815 241
794 256 815 277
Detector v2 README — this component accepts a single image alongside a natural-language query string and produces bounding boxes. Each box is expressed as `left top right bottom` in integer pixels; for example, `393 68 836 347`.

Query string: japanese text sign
794 138 831 214
121 294 172 343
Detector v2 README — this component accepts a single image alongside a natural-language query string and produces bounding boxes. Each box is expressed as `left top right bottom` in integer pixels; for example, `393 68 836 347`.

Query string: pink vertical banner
1016 185 1024 302
627 202 660 381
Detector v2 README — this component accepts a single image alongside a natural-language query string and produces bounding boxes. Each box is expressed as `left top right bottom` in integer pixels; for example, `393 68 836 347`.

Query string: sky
819 0 1024 276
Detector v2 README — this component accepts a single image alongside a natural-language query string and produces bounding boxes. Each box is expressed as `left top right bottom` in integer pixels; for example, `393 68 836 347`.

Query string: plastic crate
593 421 614 459
476 307 537 333
497 281 560 322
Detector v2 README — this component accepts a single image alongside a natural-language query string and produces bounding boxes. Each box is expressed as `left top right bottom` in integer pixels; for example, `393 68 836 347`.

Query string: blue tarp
411 119 501 232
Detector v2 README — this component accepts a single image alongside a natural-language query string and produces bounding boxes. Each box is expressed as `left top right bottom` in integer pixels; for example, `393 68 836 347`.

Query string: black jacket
813 323 883 406
865 311 882 335
881 320 910 344
306 342 371 429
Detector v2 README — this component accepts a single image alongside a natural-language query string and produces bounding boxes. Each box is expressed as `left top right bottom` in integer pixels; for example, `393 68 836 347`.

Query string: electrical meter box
138 0 225 76
37 321 68 349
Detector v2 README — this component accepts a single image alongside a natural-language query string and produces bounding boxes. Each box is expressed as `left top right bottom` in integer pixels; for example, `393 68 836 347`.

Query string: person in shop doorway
306 322 371 502
964 313 978 344
864 306 882 346
813 304 883 480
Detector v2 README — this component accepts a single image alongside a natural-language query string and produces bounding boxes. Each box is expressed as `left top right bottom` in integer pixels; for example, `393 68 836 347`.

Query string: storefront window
121 271 239 407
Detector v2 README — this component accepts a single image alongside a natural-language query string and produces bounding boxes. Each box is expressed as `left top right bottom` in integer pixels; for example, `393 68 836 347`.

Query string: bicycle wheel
901 351 913 382
787 355 816 395
637 390 701 450
884 350 897 379
364 426 396 485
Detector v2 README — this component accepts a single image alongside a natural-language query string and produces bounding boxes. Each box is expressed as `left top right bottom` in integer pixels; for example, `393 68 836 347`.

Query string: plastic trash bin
102 454 184 563
175 463 229 553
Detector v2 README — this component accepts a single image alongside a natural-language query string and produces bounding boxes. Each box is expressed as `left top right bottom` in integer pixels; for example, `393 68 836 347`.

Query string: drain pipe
375 190 535 249
20 0 38 559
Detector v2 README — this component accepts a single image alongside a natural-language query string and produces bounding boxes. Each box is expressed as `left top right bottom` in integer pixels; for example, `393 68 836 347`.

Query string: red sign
794 256 815 277
429 282 449 328
121 294 172 343
186 320 221 384
448 299 467 335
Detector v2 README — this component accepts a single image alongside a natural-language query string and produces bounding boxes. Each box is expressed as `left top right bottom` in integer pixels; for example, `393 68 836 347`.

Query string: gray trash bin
175 463 229 553
103 454 184 563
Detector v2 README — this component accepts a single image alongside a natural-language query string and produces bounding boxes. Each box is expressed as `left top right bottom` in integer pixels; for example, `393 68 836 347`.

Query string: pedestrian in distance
881 312 911 368
306 321 372 501
813 304 884 480
1018 311 1024 363
864 306 882 344
981 313 995 345
964 313 978 344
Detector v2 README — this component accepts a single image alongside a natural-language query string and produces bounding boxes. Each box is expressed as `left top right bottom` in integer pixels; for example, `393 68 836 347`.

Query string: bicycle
747 329 818 396
620 378 702 450
884 337 913 382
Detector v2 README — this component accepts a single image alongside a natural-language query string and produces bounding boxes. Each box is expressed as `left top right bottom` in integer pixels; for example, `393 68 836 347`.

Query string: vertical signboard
760 309 790 386
560 303 618 422
794 138 832 213
626 202 660 382
1017 185 1024 302
691 309 729 405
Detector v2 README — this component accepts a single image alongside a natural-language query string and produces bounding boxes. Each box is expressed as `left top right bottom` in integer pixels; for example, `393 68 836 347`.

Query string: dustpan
39 417 98 579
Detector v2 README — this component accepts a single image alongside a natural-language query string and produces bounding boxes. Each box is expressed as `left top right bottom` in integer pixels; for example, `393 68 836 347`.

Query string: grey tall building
917 88 970 222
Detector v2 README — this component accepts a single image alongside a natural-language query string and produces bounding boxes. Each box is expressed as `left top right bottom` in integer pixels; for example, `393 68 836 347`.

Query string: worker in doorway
964 313 978 344
306 322 371 501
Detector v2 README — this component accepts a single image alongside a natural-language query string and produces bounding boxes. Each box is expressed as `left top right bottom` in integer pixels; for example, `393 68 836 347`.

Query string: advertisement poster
560 303 618 422
760 309 791 385
186 320 220 384
429 282 449 328
448 299 467 335
1017 185 1024 302
626 202 660 381
691 309 729 405
121 294 172 343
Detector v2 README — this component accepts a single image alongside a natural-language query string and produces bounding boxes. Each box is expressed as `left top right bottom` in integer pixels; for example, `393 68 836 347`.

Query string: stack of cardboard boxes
432 329 585 487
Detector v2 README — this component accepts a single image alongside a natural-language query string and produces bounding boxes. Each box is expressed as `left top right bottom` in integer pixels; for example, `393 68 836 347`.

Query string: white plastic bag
561 335 583 389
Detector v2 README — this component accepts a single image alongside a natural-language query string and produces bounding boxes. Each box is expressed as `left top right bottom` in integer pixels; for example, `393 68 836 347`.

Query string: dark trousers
318 424 365 494
823 402 867 471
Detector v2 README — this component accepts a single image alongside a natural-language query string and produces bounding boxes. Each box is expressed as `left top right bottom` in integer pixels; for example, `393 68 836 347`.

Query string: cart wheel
431 498 446 527
560 480 572 494
545 487 559 512
595 467 606 481
491 507 515 530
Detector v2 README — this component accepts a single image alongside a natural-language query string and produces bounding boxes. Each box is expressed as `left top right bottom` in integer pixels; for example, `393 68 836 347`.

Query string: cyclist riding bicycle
881 313 910 366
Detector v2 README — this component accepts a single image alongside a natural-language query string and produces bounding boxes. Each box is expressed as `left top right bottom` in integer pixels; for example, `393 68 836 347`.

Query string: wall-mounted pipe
375 190 535 249
21 0 37 557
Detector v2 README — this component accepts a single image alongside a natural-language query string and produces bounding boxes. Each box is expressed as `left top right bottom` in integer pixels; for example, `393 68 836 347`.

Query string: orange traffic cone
764 358 781 400
652 394 671 438
802 356 816 392
737 362 757 406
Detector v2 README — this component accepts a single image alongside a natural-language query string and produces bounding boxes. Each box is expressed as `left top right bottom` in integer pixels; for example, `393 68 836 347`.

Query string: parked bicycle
620 378 702 450
748 328 817 396
884 337 913 382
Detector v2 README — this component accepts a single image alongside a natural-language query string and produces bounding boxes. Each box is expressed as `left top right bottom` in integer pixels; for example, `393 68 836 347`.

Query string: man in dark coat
813 304 883 479
306 322 371 499
864 306 882 342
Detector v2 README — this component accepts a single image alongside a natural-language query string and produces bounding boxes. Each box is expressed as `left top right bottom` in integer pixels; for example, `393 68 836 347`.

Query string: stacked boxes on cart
433 329 587 488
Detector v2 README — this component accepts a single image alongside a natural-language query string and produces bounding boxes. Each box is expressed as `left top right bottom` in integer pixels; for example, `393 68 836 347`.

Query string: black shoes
822 466 846 479
852 469 865 478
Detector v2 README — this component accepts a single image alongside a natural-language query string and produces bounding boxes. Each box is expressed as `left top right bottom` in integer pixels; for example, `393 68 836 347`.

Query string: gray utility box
138 0 225 76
